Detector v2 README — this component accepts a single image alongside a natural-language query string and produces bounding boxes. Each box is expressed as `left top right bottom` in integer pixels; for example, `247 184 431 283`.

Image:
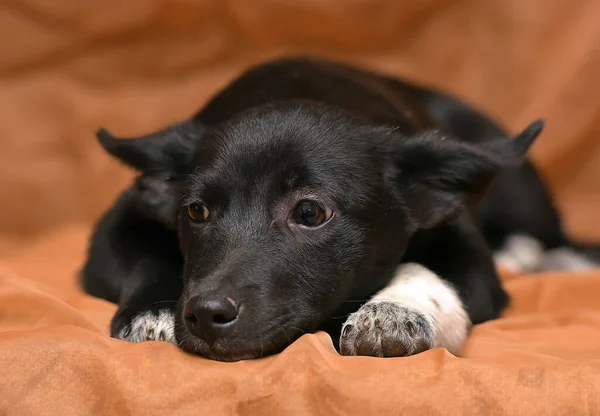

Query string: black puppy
81 56 599 361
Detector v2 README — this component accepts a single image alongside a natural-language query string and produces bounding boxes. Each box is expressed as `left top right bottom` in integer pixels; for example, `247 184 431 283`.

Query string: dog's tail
495 234 600 273
539 240 600 272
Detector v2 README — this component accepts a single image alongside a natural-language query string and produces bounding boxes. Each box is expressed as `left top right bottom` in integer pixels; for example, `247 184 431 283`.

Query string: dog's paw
112 309 176 344
339 301 436 357
493 234 544 273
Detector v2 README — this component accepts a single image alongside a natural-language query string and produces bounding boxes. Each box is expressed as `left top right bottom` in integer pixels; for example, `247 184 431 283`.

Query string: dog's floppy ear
391 120 544 229
96 120 202 176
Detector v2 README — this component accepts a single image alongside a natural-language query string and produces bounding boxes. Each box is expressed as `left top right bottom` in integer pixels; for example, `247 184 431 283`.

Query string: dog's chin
174 323 305 362
182 341 263 362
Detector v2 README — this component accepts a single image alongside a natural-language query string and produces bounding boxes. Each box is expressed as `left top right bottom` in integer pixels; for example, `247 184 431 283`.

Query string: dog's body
82 56 599 361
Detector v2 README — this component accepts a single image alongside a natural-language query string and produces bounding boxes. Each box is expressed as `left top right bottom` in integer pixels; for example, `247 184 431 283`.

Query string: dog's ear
96 120 203 176
390 120 544 229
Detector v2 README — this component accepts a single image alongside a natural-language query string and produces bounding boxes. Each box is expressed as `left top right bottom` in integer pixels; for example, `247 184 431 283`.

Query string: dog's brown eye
188 203 210 222
292 200 332 228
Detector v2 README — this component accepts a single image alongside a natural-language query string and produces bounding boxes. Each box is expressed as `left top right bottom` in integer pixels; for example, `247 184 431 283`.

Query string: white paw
340 301 436 357
339 263 470 357
116 309 176 344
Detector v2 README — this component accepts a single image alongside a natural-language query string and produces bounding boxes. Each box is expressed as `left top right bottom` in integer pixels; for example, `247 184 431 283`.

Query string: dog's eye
188 203 210 222
292 200 332 228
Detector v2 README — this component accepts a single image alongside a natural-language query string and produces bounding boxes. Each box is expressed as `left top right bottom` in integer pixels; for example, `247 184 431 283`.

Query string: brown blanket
1 0 600 414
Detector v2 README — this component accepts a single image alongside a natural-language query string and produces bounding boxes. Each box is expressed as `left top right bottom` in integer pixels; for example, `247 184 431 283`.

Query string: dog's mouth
173 315 307 362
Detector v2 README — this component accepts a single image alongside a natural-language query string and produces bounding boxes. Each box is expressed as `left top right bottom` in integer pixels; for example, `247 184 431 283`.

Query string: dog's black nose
183 295 240 343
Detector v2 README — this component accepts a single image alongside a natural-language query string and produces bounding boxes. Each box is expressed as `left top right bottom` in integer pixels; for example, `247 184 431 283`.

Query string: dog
81 56 600 361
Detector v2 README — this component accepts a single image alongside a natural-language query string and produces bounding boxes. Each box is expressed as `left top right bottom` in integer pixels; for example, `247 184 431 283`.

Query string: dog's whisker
282 327 292 346
289 325 307 335
177 330 189 349
344 298 401 304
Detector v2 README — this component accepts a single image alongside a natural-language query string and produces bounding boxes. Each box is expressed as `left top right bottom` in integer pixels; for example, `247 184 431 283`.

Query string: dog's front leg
340 213 508 357
339 263 469 356
81 186 184 344
110 260 182 344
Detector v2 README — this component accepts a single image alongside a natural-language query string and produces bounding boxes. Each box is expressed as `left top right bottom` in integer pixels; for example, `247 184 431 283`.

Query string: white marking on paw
539 247 598 272
341 263 470 356
493 234 544 273
117 309 176 344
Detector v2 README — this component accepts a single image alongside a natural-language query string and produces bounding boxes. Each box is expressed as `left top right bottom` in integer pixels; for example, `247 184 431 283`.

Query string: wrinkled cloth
1 0 600 414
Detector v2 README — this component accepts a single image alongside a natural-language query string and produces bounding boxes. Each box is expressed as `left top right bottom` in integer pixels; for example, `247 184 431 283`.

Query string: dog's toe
340 301 436 357
114 309 176 344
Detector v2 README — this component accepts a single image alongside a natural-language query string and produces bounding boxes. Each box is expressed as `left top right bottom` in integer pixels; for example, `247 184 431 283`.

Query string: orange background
1 1 600 414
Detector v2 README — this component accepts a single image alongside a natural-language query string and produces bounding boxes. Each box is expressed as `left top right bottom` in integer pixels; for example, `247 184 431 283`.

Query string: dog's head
99 103 542 361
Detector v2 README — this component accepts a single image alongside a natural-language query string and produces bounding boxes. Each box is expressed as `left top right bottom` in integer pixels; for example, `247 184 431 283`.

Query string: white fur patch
493 234 544 273
372 263 470 355
539 247 598 272
493 234 599 273
340 263 470 357
117 309 176 344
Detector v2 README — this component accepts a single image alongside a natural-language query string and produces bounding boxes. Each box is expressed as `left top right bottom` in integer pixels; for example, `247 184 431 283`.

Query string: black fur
81 56 595 361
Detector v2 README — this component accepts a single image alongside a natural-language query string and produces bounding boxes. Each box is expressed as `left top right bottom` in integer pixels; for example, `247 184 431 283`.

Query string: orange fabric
1 0 600 414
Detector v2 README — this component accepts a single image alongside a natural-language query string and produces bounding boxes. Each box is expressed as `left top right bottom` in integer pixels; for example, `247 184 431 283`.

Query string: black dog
81 56 599 361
